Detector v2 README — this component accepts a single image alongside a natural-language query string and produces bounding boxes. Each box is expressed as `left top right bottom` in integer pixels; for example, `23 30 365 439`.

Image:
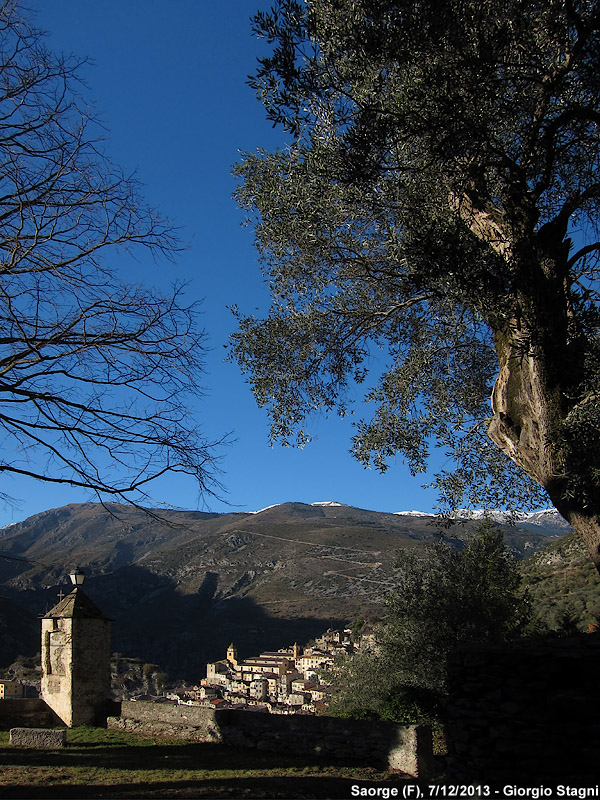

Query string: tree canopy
232 0 600 566
0 2 219 506
329 522 529 721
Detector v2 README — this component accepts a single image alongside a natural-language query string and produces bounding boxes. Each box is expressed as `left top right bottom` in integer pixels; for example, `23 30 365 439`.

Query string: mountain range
0 501 571 681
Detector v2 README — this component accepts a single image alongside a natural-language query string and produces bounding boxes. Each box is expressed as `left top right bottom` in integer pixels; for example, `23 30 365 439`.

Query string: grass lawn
0 727 414 799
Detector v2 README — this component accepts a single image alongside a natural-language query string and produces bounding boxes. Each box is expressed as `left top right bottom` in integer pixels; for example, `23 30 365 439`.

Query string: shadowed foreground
0 728 415 799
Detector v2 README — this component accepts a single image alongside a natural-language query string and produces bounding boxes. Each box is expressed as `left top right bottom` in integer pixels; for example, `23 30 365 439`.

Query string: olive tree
231 0 600 567
329 522 529 720
0 2 218 505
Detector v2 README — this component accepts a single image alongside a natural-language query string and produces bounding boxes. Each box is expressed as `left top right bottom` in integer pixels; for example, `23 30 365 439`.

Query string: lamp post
69 568 85 587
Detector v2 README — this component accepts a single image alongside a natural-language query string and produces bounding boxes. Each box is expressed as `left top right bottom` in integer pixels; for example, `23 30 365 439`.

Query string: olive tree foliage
329 522 529 720
0 2 218 505
231 0 600 566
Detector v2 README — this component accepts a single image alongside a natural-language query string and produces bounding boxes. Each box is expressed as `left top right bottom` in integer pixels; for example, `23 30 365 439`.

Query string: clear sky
0 0 448 525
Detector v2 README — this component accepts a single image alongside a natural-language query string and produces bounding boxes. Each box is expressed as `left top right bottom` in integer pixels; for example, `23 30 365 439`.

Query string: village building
296 649 332 678
0 680 23 699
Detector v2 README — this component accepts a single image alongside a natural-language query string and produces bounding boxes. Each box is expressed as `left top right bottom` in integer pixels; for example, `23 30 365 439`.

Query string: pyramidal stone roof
43 587 108 620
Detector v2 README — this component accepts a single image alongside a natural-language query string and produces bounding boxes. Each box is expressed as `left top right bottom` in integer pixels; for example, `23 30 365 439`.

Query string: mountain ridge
0 500 570 681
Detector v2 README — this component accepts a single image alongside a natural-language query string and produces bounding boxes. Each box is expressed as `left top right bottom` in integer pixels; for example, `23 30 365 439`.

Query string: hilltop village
172 629 370 715
0 628 374 712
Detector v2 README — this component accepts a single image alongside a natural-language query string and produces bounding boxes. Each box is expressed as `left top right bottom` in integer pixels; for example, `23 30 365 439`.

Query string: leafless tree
0 1 219 507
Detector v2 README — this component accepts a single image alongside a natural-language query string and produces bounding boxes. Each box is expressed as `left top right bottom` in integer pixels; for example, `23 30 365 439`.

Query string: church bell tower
226 642 238 667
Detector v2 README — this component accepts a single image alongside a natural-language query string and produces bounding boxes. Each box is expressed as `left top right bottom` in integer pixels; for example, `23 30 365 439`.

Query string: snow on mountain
394 508 568 529
458 508 569 527
0 521 19 535
453 509 526 523
395 509 521 523
394 510 436 517
519 509 571 528
246 502 568 531
249 504 283 515
250 501 348 513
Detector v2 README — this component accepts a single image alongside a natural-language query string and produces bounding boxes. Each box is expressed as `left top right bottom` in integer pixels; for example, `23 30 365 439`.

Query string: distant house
291 678 315 694
237 655 294 678
310 687 330 703
296 650 334 679
0 680 23 699
285 692 307 707
199 686 219 700
249 678 268 700
206 660 229 686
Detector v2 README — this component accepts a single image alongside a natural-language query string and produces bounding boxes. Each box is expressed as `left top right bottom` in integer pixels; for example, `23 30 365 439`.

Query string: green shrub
378 685 442 724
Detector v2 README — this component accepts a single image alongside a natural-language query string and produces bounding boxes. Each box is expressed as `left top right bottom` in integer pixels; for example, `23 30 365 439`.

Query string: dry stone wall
0 699 55 729
108 701 434 778
445 633 600 784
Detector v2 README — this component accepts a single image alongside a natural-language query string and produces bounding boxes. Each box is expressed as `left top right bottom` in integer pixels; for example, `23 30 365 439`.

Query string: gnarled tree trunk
459 193 600 571
488 321 600 571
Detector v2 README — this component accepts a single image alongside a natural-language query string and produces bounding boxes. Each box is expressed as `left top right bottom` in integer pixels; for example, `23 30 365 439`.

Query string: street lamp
69 568 85 587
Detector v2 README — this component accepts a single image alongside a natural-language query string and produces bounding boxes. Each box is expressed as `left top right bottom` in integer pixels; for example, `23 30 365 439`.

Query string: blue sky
0 0 447 524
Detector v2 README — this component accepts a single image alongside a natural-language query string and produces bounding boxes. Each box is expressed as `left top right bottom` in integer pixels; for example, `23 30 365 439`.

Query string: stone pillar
41 583 111 727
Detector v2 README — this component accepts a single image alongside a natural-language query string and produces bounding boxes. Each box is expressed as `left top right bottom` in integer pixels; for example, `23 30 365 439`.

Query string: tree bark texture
459 194 600 569
488 320 600 570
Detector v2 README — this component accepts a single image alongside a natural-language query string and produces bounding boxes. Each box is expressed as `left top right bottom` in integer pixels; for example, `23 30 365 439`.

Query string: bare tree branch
0 2 222 506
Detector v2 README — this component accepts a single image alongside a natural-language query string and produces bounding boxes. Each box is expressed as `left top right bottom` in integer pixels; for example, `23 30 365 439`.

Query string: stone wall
0 699 56 729
108 701 434 778
445 633 600 784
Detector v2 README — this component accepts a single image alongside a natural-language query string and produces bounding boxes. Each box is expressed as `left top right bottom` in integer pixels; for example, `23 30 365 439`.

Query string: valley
0 501 570 681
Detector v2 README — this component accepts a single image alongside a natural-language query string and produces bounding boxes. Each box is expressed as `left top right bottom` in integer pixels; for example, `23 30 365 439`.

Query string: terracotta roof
43 587 109 620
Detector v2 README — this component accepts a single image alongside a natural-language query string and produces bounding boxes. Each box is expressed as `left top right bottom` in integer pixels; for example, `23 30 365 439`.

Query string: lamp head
69 568 85 587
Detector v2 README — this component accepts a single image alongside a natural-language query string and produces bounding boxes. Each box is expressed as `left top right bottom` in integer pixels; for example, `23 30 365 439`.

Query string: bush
378 685 442 724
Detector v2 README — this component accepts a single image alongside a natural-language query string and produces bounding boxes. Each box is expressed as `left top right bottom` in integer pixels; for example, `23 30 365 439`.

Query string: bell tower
41 569 111 727
226 642 238 667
